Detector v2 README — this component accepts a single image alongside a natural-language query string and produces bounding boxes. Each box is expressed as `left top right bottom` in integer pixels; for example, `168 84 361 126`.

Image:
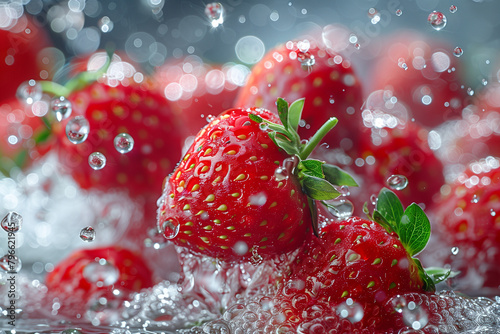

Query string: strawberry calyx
249 97 358 235
365 187 459 292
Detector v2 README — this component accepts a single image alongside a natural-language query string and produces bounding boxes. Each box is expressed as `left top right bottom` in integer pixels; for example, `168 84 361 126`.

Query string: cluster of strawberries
3 13 500 332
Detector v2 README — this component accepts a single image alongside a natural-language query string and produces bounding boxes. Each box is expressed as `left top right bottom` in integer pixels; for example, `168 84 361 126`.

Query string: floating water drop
297 51 315 68
395 9 402 16
467 88 474 96
160 218 180 239
82 260 120 287
114 133 134 154
482 79 488 86
259 122 268 130
451 246 459 255
16 79 42 105
325 199 354 220
337 298 364 323
354 43 361 50
490 209 496 216
471 194 479 204
206 115 216 123
66 116 90 144
1 211 22 233
51 96 72 122
428 11 447 31
88 152 106 170
0 254 22 273
449 5 457 13
392 295 407 313
370 194 378 205
205 2 224 28
453 47 463 57
80 226 96 242
386 174 409 191
368 8 381 24
274 167 288 181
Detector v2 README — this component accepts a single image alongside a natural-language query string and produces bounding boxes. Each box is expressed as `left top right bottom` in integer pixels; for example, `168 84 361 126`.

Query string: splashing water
428 11 447 31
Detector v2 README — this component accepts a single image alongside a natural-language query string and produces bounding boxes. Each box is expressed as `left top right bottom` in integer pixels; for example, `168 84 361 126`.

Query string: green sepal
13 150 28 169
276 97 289 129
425 267 460 284
299 159 325 179
271 133 300 156
375 188 404 234
322 164 358 187
414 258 436 292
33 127 52 145
288 98 304 132
372 210 395 234
307 197 319 237
301 175 340 200
400 203 431 257
249 114 263 123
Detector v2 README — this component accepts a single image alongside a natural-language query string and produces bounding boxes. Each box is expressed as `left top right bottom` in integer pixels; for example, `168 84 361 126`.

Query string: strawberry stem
39 81 71 97
299 117 338 160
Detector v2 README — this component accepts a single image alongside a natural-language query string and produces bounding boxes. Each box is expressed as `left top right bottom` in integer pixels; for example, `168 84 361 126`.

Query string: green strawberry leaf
414 258 436 292
288 98 304 132
425 267 460 284
399 203 431 257
299 159 324 179
276 97 289 129
301 175 340 200
372 210 395 234
307 197 319 237
272 134 300 156
249 114 263 123
322 164 358 187
375 188 404 234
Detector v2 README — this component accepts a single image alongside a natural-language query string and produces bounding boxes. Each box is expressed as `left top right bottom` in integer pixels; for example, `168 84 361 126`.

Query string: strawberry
157 98 358 262
0 14 52 102
0 97 53 176
153 56 242 136
44 246 154 321
426 157 500 293
272 188 449 332
235 39 364 150
367 31 469 128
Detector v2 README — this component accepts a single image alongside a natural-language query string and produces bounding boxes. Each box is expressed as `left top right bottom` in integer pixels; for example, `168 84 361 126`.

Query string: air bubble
205 2 224 28
82 260 120 286
428 11 447 31
386 174 409 191
66 116 90 144
453 47 463 57
16 80 42 105
88 152 106 170
114 133 134 154
1 211 22 233
80 226 96 242
160 218 180 239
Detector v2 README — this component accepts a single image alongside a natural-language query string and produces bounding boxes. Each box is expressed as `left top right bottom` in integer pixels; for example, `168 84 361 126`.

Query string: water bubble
88 152 106 170
449 5 457 13
1 211 22 233
274 167 288 181
337 298 364 323
66 116 90 144
395 9 402 16
80 226 96 242
114 133 134 154
82 260 120 287
451 247 459 255
453 47 463 57
0 254 22 273
51 96 72 121
386 174 409 191
428 11 447 31
205 2 224 28
16 80 42 105
159 218 180 239
392 295 407 313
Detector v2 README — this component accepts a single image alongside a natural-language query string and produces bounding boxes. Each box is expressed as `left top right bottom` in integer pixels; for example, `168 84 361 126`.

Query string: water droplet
337 298 364 323
283 156 298 174
206 114 216 123
370 194 378 205
51 96 72 122
205 2 224 28
467 88 474 96
1 211 22 233
297 51 315 68
392 295 407 313
490 209 496 216
259 122 268 130
451 246 459 255
386 174 409 191
325 199 354 220
0 254 22 273
482 79 488 86
88 152 106 170
66 116 90 144
449 5 457 13
453 47 463 57
16 80 42 105
395 9 402 16
402 301 428 330
160 218 180 239
274 167 288 181
61 329 83 334
82 260 120 286
339 186 350 197
428 11 447 31
114 133 134 154
471 194 479 204
144 227 169 249
80 226 96 242
354 43 361 49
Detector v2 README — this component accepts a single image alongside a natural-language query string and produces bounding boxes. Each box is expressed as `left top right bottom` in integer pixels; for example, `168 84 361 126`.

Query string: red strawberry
0 97 54 176
157 98 357 262
0 14 52 102
153 56 241 136
367 31 469 128
52 80 185 199
44 246 154 320
235 38 363 149
426 157 500 293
